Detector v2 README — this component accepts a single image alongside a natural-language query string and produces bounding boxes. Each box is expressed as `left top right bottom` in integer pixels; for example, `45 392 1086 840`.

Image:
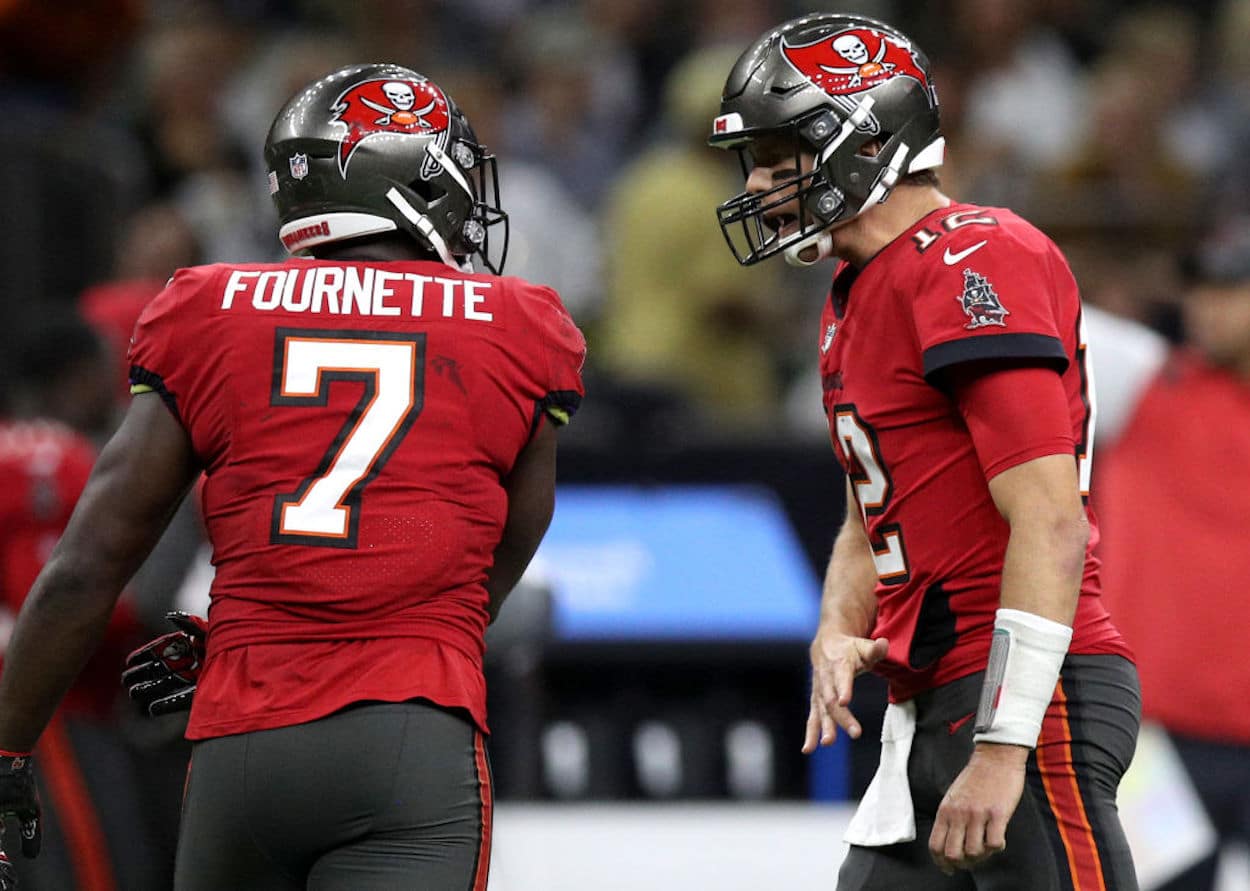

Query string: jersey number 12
835 406 910 585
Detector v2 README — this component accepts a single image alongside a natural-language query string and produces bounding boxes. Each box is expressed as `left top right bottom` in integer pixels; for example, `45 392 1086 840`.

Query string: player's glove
0 751 41 890
122 611 208 717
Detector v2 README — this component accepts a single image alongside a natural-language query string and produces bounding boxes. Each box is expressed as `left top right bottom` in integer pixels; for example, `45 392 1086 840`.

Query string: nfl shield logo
289 153 309 180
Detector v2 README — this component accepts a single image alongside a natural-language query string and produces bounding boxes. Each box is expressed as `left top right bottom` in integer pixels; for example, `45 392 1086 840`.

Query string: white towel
843 700 917 846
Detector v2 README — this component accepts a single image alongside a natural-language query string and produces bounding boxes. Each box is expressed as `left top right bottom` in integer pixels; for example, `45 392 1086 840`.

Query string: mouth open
766 212 800 236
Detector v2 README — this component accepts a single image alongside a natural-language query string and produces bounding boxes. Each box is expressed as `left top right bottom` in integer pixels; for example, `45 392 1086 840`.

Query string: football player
0 316 165 891
0 63 584 891
710 14 1139 890
1098 224 1250 891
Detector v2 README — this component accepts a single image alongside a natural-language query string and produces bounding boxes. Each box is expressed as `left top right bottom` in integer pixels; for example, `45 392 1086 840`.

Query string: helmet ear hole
857 137 886 158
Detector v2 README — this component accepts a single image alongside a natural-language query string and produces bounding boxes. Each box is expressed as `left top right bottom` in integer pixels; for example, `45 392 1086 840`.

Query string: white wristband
973 608 1072 748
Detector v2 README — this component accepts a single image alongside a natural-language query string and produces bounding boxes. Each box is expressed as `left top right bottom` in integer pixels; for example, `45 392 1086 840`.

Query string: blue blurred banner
532 484 820 641
527 484 850 800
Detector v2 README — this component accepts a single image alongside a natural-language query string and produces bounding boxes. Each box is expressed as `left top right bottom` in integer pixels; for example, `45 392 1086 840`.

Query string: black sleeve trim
922 333 1068 381
128 364 183 425
531 389 583 434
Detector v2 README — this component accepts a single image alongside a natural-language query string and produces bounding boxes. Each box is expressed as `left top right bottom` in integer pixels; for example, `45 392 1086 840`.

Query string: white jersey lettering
372 271 402 317
219 267 496 321
222 271 259 309
253 271 286 310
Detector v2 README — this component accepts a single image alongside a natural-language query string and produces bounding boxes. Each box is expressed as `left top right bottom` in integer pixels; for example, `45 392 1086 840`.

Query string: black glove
122 611 208 717
0 751 41 889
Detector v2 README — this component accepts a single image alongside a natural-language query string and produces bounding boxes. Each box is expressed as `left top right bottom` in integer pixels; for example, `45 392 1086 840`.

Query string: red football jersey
128 259 585 738
818 203 1130 701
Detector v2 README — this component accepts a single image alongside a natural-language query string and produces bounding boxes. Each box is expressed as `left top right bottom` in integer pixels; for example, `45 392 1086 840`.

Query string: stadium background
1 0 1246 887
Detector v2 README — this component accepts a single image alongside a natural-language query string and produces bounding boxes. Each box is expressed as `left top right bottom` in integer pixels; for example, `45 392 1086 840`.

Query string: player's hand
0 751 42 888
929 742 1027 875
802 627 889 753
122 611 208 717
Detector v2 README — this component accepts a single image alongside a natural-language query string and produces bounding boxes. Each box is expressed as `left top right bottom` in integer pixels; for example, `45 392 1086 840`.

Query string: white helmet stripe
908 136 945 173
859 142 910 211
816 95 877 166
424 141 474 200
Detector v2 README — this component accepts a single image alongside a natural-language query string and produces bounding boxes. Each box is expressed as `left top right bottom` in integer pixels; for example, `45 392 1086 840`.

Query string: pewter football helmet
266 64 508 272
710 15 943 266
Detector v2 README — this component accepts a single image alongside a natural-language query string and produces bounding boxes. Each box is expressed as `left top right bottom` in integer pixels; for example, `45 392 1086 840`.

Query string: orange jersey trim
39 717 117 891
471 730 493 891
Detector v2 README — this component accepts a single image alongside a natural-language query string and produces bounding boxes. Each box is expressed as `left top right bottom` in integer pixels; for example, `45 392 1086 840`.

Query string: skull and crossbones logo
822 32 896 88
359 80 439 127
329 76 452 177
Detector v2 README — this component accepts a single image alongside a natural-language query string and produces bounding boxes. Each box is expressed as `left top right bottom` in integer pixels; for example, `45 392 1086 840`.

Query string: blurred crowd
3 0 1249 440
2 0 1250 888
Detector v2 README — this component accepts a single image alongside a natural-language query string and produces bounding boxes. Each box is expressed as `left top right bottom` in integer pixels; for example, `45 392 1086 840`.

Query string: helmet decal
781 27 929 95
330 77 451 177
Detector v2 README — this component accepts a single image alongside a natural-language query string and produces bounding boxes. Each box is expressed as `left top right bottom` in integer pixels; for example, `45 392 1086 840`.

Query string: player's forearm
987 454 1088 627
818 517 879 637
997 507 1087 626
973 508 1084 756
0 553 124 751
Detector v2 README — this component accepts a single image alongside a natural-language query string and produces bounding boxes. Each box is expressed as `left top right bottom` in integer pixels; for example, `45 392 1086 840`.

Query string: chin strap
385 187 473 273
783 229 835 268
859 142 911 212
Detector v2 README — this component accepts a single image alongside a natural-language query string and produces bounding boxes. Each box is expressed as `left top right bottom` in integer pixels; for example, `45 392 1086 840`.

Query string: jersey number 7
270 329 426 548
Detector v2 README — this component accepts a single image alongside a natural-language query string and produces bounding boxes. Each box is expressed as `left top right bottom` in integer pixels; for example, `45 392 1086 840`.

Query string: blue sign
529 484 849 801
529 485 820 641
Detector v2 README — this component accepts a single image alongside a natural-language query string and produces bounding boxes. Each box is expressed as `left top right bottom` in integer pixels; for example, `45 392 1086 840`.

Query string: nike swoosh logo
947 711 976 735
943 240 988 265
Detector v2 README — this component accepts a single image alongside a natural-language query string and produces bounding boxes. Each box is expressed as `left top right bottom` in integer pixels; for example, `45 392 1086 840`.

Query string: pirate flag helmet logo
780 26 930 96
330 77 451 178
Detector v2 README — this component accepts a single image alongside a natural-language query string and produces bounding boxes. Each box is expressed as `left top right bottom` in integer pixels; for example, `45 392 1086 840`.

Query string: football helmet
709 14 943 266
265 63 508 273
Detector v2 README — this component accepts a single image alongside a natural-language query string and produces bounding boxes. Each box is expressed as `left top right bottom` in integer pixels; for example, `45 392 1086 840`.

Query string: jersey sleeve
516 283 586 427
911 228 1070 382
126 267 214 424
950 364 1075 480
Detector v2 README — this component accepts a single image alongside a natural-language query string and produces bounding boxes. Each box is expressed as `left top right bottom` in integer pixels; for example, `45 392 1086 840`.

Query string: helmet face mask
710 14 943 266
265 64 509 273
458 140 508 273
716 110 848 266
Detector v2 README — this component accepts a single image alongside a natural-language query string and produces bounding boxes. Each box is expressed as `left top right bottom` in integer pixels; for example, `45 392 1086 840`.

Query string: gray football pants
175 700 492 891
839 654 1140 891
